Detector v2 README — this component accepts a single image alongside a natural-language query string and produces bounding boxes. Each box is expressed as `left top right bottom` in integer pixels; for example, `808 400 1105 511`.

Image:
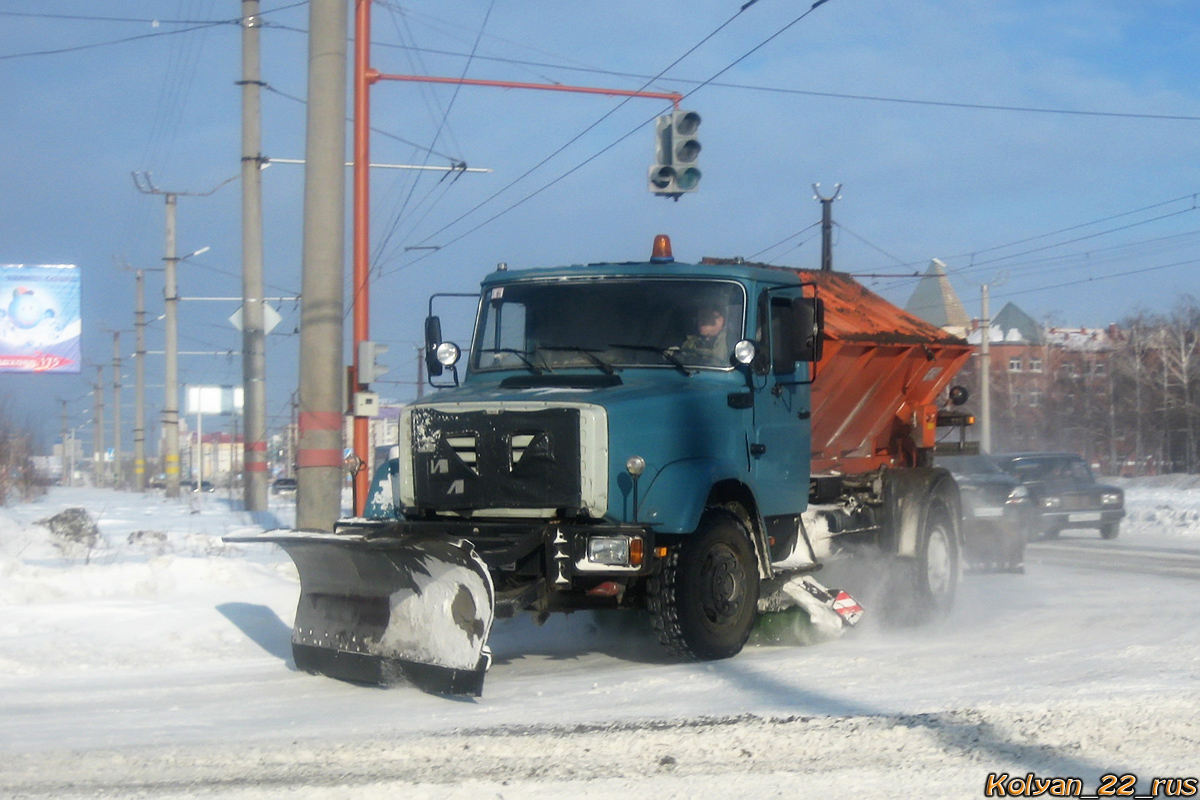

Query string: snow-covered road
2 480 1198 798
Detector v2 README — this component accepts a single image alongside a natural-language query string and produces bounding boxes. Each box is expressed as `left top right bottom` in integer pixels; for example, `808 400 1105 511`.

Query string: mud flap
754 575 863 646
226 530 494 696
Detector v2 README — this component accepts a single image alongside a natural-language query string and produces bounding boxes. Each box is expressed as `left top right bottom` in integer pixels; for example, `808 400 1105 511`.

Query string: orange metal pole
348 52 682 516
373 71 683 108
351 0 373 516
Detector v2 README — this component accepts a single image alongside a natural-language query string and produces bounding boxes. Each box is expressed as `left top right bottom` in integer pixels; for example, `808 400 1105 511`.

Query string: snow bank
0 487 297 675
1115 475 1200 539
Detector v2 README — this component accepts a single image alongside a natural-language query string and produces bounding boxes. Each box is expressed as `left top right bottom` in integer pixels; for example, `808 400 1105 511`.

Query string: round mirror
435 341 461 367
733 339 757 365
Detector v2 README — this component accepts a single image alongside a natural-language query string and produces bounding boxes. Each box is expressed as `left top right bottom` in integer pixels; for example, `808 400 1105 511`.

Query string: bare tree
0 396 46 505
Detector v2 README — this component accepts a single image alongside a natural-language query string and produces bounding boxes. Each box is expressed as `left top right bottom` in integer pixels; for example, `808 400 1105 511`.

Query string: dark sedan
937 453 1031 572
993 452 1124 540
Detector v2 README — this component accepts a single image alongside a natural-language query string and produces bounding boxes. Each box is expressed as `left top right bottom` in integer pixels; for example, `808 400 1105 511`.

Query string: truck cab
399 238 822 658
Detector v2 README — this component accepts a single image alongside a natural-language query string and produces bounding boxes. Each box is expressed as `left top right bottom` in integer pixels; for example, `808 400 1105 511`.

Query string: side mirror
792 297 824 363
424 315 444 377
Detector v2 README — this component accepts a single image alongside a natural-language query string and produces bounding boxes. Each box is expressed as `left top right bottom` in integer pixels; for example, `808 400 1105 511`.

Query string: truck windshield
472 278 745 373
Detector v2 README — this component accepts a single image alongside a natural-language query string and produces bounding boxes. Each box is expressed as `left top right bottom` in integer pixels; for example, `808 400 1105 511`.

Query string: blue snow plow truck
229 235 974 697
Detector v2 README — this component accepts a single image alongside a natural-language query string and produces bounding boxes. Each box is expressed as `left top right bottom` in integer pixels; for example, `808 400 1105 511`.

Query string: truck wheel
918 511 958 613
884 502 960 626
649 509 759 660
1100 522 1119 540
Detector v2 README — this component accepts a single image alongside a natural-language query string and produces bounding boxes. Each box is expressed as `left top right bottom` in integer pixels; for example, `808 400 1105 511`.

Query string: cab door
751 287 819 519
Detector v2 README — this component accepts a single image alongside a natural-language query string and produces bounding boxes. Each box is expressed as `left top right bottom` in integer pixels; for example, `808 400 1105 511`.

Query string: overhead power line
0 2 305 25
382 0 837 278
842 190 1200 282
998 256 1200 301
370 0 496 271
0 21 231 61
0 2 306 62
262 84 466 165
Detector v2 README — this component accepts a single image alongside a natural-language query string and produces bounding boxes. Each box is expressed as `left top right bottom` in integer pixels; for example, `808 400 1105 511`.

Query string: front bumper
334 517 658 588
1040 508 1125 529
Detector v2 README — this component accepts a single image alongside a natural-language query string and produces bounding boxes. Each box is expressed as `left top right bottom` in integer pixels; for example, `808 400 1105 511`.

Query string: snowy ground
1 479 1199 798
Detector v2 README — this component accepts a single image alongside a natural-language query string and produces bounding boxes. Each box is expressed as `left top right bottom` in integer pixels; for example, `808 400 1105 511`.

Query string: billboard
0 264 81 374
186 385 244 416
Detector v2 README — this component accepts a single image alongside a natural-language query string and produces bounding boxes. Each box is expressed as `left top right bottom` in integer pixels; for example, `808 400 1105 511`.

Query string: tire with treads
883 479 961 626
648 508 759 660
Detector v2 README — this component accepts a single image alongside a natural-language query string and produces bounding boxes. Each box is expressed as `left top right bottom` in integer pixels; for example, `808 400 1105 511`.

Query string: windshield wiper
476 347 548 374
534 345 616 375
607 343 695 376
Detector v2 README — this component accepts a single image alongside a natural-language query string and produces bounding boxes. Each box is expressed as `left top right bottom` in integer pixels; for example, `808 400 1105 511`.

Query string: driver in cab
678 306 730 366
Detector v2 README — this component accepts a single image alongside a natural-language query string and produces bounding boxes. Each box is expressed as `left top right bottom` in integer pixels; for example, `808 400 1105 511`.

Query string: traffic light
357 339 389 384
648 109 701 197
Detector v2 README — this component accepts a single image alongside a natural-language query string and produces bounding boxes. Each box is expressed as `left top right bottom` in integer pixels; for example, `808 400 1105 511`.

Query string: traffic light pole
370 72 682 107
348 18 682 514
351 0 372 514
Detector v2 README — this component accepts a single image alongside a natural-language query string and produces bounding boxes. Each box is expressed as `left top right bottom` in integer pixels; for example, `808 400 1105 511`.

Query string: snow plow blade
225 528 494 696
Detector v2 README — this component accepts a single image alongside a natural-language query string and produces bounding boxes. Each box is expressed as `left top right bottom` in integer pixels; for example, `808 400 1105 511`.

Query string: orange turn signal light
630 537 644 567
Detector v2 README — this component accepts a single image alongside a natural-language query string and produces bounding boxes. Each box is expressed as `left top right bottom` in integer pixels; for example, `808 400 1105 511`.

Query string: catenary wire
380 0 828 278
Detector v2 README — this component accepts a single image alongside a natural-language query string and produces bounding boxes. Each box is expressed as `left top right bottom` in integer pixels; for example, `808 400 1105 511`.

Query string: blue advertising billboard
0 264 81 374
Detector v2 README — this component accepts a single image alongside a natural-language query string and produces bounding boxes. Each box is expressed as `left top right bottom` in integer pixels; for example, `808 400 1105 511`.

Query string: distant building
904 259 969 338
904 269 1120 462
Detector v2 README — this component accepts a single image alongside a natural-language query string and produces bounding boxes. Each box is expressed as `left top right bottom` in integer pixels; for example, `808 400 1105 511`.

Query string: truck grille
445 435 478 473
409 407 584 513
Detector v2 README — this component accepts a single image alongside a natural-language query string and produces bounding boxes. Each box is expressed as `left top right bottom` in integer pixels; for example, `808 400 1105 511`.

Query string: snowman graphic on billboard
0 266 81 373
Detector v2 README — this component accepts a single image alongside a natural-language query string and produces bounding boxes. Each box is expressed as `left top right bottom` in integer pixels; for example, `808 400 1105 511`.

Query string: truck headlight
587 535 644 567
1042 496 1062 508
1101 492 1122 505
1006 485 1029 503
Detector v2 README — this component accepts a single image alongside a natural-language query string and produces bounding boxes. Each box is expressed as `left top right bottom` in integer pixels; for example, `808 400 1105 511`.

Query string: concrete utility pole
287 392 297 478
133 172 232 497
112 331 122 487
813 183 842 272
164 194 181 496
94 366 105 485
980 283 992 454
134 270 147 491
296 0 349 531
241 0 269 512
60 400 71 487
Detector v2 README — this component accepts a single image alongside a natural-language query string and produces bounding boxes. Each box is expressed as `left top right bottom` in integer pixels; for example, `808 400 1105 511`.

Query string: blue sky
1 0 1198 450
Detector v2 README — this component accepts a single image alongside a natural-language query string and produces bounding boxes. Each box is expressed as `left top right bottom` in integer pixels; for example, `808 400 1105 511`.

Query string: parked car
937 453 1031 572
993 452 1125 540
